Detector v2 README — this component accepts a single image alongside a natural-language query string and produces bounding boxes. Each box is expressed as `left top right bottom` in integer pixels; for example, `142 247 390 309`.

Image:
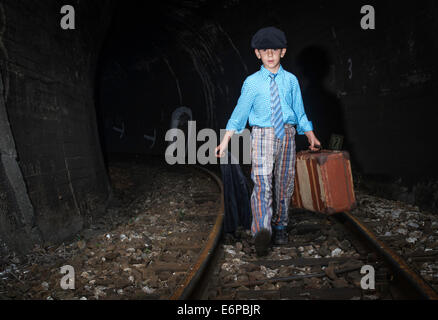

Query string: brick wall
0 0 114 252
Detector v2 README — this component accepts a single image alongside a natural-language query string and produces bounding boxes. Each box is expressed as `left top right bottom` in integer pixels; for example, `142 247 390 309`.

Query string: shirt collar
260 64 284 80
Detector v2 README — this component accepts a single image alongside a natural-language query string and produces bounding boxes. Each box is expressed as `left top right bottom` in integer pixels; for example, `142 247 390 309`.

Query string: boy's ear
281 48 287 58
254 49 261 60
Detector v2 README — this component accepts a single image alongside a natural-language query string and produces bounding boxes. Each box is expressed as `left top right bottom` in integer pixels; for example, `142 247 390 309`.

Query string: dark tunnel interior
96 0 438 180
1 0 438 262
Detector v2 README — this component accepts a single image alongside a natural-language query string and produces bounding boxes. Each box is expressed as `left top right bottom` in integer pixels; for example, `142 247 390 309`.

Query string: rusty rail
170 165 224 300
340 211 438 300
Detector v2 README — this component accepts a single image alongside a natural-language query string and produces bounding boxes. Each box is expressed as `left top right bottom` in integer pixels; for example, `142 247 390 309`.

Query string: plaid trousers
250 124 297 236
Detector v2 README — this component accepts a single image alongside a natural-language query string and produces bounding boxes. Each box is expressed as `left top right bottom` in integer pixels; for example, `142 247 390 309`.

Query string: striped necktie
269 73 285 140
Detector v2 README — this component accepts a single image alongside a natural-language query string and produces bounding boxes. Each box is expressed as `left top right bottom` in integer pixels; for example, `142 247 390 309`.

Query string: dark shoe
272 228 289 246
254 229 271 257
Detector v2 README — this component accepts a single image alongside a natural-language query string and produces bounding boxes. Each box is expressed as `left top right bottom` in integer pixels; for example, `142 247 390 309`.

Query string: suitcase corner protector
342 151 351 161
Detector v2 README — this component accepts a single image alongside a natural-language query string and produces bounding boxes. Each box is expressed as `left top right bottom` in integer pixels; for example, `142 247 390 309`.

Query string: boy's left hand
305 131 322 152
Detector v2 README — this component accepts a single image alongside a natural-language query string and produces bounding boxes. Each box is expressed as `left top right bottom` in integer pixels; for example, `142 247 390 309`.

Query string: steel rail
170 165 224 300
340 211 438 300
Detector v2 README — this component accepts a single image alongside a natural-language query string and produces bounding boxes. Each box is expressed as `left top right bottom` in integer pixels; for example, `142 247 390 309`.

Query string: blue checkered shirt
226 65 313 135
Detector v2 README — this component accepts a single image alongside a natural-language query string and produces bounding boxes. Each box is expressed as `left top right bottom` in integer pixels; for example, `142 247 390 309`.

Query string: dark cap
251 27 287 49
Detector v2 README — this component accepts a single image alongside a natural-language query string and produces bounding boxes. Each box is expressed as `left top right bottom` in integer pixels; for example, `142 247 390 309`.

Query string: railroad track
0 159 224 300
175 166 438 301
1 160 436 301
170 165 224 300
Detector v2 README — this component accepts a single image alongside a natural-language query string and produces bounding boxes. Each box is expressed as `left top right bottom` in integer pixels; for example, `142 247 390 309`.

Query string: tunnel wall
0 0 114 253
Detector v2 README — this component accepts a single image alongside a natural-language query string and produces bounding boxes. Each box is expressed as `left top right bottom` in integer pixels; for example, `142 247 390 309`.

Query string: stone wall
0 0 114 253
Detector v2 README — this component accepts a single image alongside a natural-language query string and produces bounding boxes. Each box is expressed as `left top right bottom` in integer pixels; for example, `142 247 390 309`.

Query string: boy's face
255 48 287 71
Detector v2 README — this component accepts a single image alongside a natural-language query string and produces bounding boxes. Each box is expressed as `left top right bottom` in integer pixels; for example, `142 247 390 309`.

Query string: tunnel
0 0 437 300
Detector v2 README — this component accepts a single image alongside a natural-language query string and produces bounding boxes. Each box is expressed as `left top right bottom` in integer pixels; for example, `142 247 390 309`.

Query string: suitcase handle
309 145 322 153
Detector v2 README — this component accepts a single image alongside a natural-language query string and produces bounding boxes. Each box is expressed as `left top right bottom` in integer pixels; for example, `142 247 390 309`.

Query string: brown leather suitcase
292 150 356 214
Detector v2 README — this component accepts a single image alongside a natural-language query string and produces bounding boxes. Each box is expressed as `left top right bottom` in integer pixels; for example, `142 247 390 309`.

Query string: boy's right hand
215 143 227 158
215 131 234 158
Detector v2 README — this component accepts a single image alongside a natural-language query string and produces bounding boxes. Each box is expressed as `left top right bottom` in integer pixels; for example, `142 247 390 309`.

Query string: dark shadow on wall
94 7 119 172
294 46 350 157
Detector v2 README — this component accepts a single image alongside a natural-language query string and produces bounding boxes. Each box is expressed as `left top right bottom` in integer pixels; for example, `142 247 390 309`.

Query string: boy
215 27 321 257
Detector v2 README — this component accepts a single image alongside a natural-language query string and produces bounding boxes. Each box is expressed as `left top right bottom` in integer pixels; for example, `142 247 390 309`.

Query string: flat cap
251 27 287 49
